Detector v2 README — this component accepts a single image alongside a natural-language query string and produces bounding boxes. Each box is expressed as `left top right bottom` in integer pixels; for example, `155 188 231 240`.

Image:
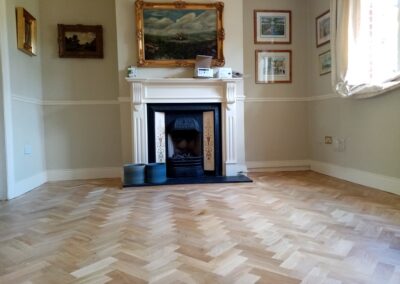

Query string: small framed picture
255 50 292 84
316 10 330 47
254 10 291 44
319 50 331 76
16 7 37 56
58 24 103 58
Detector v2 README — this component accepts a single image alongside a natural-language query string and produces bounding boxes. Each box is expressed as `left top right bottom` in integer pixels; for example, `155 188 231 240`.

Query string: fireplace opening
167 117 204 177
147 103 222 178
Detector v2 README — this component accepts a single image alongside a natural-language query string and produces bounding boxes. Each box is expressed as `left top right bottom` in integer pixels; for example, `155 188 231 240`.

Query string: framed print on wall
135 0 225 67
57 24 104 58
255 50 292 84
254 10 291 44
316 10 330 47
16 7 37 56
319 50 331 76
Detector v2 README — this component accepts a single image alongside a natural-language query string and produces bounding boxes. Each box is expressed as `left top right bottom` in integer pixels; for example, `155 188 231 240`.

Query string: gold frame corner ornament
135 0 225 67
16 7 37 56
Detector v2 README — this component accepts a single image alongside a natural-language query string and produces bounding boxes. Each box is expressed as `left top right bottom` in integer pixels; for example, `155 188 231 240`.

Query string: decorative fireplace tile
203 111 215 171
155 112 166 163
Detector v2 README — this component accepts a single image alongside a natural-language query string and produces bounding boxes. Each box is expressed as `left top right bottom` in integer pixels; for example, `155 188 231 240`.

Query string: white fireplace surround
126 77 247 176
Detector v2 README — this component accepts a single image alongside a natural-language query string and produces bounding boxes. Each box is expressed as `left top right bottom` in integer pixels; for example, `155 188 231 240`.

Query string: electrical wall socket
325 136 333 144
333 138 346 152
24 144 32 155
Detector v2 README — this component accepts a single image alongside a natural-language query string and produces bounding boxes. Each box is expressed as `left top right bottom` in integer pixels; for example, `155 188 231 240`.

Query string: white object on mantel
125 77 247 176
216 68 233 79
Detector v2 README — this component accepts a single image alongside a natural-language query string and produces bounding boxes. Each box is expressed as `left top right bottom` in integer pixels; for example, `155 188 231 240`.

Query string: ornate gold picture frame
16 7 37 56
135 0 225 67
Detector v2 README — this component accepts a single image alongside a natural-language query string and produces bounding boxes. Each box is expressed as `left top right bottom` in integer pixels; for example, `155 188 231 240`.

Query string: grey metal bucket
145 163 167 184
124 164 146 185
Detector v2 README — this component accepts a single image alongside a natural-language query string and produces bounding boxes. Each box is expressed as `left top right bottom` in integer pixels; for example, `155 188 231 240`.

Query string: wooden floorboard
0 171 399 283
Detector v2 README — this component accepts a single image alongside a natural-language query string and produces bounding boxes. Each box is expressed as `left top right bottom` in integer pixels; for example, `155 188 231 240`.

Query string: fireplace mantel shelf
126 77 243 84
126 76 247 176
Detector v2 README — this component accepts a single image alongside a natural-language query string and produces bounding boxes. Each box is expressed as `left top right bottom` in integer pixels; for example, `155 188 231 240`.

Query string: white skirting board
248 159 400 195
6 168 121 200
310 161 400 196
246 160 311 172
10 172 48 200
47 167 122 182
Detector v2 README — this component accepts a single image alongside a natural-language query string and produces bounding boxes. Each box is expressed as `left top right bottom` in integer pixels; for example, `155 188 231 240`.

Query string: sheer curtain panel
331 0 400 98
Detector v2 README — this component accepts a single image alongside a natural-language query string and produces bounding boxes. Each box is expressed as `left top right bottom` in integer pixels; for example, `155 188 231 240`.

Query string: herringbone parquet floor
1 171 400 283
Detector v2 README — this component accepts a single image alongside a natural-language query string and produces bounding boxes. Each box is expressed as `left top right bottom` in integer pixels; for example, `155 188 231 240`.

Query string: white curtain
331 0 400 98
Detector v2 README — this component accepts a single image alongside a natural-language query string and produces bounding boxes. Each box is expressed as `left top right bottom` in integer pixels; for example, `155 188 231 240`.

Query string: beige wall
245 102 309 161
244 0 308 99
6 0 47 183
0 57 6 199
1 0 10 200
308 94 400 178
11 101 46 181
305 0 331 97
40 0 119 101
44 105 122 169
306 0 400 179
243 0 309 162
8 1 43 100
115 0 245 163
40 0 122 170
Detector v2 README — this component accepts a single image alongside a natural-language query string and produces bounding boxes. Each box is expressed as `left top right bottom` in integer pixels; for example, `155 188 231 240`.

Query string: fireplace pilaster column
223 82 238 176
130 82 148 164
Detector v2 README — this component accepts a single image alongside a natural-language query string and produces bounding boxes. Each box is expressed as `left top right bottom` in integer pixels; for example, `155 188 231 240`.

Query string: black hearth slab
123 175 252 188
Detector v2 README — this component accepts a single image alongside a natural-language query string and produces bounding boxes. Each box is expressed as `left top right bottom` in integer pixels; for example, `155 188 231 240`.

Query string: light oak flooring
0 171 400 284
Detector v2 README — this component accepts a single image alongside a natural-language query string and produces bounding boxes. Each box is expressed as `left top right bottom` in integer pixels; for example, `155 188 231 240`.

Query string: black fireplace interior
167 116 204 177
147 103 222 178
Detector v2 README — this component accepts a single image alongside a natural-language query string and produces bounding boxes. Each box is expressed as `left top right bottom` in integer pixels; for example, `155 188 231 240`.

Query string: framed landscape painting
319 50 331 75
135 0 225 67
58 24 103 58
316 10 330 47
254 10 291 44
256 50 292 84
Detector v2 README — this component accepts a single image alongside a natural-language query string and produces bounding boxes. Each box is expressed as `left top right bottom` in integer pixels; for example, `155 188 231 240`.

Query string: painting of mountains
143 9 218 60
